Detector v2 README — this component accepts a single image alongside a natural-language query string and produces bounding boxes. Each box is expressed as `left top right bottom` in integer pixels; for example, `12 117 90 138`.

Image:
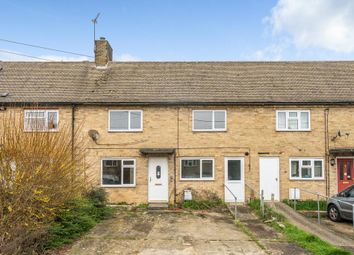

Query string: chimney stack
94 37 113 66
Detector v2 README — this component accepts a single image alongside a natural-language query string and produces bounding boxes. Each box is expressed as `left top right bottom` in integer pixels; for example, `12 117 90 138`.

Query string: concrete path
228 205 309 255
274 202 354 253
64 209 266 255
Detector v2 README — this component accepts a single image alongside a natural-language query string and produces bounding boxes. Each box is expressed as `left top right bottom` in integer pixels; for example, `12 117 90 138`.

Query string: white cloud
249 43 285 61
115 53 140 62
265 0 354 53
0 49 34 61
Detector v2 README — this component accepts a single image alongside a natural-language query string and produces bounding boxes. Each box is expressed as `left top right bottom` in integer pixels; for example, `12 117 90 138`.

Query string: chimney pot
94 37 113 66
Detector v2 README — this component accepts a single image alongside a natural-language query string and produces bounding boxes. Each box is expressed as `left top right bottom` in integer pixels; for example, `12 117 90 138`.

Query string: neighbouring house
1 37 354 205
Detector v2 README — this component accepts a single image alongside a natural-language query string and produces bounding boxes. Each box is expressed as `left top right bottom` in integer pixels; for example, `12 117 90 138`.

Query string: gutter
4 101 354 107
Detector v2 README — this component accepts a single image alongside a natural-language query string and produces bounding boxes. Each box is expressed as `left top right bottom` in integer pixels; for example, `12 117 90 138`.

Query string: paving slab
306 215 354 240
64 209 267 255
227 204 309 255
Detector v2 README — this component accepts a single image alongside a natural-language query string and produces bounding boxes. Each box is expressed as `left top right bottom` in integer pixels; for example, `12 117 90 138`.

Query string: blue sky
1 0 354 61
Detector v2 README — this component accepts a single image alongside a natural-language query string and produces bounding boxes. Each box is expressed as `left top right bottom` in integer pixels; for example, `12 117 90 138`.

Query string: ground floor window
180 158 214 180
101 158 135 187
289 158 324 180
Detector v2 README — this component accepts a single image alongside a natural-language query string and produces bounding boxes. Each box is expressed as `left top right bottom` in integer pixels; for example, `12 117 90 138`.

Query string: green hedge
283 199 327 211
43 188 115 250
182 199 224 210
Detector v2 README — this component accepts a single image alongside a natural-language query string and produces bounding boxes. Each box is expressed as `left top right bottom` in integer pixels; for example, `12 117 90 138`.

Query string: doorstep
148 202 169 210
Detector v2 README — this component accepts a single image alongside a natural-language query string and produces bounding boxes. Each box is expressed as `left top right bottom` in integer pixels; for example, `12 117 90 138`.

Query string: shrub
44 191 115 250
182 199 224 210
86 188 108 207
0 111 87 254
181 189 224 210
283 199 327 211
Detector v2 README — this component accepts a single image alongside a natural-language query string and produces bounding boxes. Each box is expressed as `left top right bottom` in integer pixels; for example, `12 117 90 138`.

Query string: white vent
289 188 301 200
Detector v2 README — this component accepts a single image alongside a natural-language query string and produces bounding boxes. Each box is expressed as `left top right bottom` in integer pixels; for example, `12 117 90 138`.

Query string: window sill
289 178 325 181
276 129 311 132
192 130 227 133
180 178 215 181
108 130 143 133
24 130 59 133
101 184 136 188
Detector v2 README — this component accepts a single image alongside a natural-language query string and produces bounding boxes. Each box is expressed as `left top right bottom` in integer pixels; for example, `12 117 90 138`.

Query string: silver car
327 185 354 222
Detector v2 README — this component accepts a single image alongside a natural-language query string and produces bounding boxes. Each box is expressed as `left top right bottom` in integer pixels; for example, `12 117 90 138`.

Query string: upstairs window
109 110 143 132
24 110 59 131
276 110 310 131
192 110 226 131
290 158 324 180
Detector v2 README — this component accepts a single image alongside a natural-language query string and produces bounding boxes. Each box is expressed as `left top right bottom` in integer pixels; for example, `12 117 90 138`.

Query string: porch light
330 158 335 166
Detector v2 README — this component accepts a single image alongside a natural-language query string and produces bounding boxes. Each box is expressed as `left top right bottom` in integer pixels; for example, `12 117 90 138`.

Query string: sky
1 0 354 61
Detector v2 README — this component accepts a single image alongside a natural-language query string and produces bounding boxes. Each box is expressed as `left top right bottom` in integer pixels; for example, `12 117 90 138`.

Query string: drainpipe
324 108 330 196
174 152 177 207
71 104 76 160
174 107 180 207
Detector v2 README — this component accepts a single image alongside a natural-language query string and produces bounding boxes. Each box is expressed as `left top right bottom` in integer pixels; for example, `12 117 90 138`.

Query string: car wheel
328 204 342 222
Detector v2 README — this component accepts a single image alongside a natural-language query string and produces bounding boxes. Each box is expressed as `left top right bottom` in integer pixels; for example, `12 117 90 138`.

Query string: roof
1 61 354 105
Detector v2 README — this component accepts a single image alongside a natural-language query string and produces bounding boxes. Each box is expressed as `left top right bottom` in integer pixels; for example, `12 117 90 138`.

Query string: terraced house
1 38 354 206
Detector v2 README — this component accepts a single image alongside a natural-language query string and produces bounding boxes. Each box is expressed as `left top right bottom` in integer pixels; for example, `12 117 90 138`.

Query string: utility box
184 189 192 201
289 188 301 200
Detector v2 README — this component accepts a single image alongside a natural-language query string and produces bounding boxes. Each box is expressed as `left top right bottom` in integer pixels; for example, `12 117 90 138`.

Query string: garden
0 113 114 254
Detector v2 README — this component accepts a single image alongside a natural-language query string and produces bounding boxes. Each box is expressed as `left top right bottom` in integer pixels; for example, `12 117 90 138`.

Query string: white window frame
276 110 311 131
192 110 227 132
24 109 59 132
101 158 136 187
289 158 324 180
180 157 215 181
108 110 143 132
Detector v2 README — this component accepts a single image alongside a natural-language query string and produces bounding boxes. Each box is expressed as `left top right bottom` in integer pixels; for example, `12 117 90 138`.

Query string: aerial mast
92 13 100 48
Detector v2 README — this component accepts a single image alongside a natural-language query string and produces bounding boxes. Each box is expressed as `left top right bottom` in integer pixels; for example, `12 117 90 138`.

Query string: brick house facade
1 38 354 205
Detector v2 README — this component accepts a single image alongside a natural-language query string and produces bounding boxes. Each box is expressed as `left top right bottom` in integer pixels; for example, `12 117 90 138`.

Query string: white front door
224 157 245 202
259 157 280 201
148 157 168 202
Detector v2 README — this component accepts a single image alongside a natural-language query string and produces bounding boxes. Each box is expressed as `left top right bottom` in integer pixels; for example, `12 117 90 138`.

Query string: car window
348 187 354 198
338 192 345 197
338 190 347 197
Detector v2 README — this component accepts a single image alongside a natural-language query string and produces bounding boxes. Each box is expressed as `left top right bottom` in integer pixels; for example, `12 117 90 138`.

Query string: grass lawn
248 199 351 255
